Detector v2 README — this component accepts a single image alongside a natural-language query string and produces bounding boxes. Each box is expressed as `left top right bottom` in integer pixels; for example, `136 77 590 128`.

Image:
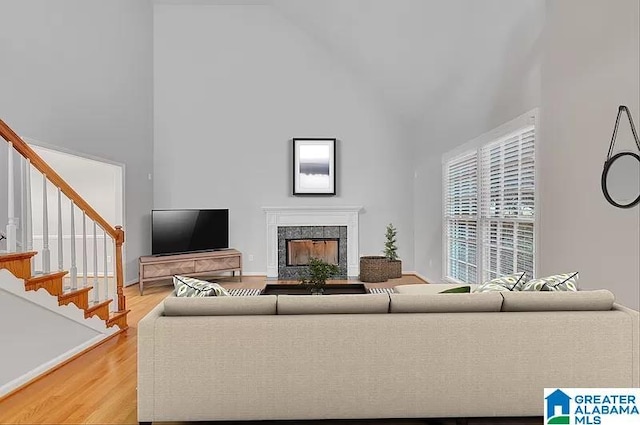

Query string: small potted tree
299 257 340 295
384 223 402 279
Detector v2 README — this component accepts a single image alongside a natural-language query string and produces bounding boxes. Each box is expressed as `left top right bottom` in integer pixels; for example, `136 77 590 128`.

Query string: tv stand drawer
195 256 240 272
143 260 195 278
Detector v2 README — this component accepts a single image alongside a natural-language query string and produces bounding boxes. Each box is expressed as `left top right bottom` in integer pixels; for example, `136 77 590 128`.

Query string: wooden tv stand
138 249 242 295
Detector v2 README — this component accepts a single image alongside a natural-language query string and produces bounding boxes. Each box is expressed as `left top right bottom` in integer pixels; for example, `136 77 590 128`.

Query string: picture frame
292 138 336 196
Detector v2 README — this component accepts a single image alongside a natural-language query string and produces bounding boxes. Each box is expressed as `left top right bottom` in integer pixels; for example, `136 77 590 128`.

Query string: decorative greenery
300 257 340 294
384 223 399 261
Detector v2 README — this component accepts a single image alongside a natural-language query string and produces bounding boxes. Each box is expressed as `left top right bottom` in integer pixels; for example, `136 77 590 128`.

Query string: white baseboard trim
403 271 429 283
242 272 267 277
0 334 109 397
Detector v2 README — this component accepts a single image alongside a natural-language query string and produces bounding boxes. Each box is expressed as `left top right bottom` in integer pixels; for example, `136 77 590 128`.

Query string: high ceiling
156 0 544 137
270 0 543 128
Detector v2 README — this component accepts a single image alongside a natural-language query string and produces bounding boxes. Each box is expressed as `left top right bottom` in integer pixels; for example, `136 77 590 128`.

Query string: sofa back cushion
389 292 503 313
164 295 277 316
501 289 615 311
277 294 389 315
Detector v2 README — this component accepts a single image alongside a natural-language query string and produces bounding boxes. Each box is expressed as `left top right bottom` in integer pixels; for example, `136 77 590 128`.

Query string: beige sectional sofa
137 287 639 424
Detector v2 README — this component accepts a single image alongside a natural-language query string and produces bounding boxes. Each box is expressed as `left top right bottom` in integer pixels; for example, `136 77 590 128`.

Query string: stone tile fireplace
278 225 347 280
263 206 362 279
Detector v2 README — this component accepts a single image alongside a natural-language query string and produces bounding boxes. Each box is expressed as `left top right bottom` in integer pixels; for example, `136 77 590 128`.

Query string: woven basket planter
385 260 402 279
359 256 388 283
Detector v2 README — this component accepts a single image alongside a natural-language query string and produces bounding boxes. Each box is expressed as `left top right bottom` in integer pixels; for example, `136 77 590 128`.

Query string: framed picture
292 138 336 196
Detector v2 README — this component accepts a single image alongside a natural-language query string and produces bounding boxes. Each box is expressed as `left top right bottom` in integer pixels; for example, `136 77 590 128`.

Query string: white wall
0 0 153 284
0 277 102 395
153 4 414 273
412 0 544 282
539 0 640 309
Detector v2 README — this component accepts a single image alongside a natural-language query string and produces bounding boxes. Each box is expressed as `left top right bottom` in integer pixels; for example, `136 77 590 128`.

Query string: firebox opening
286 239 339 266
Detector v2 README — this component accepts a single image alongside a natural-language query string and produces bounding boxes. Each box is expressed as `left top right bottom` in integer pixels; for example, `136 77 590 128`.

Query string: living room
0 0 639 424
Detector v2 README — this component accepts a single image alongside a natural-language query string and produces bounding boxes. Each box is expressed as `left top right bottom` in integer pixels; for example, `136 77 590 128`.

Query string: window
443 116 536 284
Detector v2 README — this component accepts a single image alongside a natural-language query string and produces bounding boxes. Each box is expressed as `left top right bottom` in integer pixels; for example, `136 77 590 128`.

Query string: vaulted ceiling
270 0 544 130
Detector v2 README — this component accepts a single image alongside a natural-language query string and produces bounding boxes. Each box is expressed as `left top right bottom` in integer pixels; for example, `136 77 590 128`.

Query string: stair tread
58 286 93 299
108 310 129 320
85 299 112 312
0 251 38 261
26 271 68 283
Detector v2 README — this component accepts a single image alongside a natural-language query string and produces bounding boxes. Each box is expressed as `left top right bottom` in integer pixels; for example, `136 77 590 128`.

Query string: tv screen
152 209 229 255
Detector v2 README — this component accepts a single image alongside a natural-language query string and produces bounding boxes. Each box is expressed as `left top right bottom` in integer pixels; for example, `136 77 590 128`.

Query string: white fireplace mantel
263 206 363 278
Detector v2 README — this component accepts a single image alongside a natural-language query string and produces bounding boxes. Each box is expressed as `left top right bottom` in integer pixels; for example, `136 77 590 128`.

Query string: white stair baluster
42 174 50 273
93 222 99 303
25 160 34 274
103 229 108 303
82 212 87 287
6 142 17 252
57 188 63 272
69 202 77 290
20 157 26 251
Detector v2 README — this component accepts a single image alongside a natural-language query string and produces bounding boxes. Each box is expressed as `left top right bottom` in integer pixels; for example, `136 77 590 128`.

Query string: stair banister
0 118 126 313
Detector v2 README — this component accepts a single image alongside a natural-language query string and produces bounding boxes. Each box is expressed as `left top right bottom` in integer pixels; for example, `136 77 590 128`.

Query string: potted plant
299 257 340 295
384 223 402 279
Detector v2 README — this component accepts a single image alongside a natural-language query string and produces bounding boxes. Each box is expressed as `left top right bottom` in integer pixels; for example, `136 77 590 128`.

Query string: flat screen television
151 209 229 255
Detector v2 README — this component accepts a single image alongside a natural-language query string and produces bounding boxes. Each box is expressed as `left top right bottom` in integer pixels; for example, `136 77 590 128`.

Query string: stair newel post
42 174 50 273
82 212 87 288
57 187 63 273
93 222 99 304
69 201 78 290
6 142 17 252
115 225 125 312
24 159 34 275
103 228 108 304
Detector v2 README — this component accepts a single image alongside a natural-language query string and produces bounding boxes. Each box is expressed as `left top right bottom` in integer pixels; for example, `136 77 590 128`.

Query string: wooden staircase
1 118 129 331
0 251 128 329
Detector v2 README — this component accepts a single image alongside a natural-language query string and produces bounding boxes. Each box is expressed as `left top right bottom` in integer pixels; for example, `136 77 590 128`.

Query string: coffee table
261 283 367 295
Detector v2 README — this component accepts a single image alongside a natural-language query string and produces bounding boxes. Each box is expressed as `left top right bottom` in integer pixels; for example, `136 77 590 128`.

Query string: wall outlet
248 254 254 262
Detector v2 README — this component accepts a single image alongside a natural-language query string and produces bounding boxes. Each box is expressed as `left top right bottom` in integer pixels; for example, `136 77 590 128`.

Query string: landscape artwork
293 138 336 195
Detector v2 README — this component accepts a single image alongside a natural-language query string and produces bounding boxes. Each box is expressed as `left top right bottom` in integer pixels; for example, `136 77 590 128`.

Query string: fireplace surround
263 206 362 279
278 226 346 280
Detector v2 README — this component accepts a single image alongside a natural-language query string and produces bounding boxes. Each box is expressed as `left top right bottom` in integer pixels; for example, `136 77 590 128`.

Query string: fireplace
277 226 347 280
287 239 339 266
263 206 362 278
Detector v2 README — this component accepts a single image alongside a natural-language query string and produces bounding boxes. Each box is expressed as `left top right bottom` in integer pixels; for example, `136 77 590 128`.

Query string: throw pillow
439 286 471 293
473 272 528 293
173 275 230 297
521 272 579 292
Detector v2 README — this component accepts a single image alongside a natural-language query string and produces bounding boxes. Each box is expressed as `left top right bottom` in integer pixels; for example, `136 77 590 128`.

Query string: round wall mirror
601 152 640 208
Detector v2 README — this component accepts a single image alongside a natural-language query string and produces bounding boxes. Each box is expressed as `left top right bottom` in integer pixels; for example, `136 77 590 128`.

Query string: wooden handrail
1 118 126 312
0 119 118 240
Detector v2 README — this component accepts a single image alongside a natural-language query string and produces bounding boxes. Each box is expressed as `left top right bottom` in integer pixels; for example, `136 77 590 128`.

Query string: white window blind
443 123 535 284
480 126 535 281
444 151 478 283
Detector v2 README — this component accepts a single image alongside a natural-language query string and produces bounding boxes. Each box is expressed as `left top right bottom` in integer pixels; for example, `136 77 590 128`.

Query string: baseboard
403 271 429 283
242 272 268 276
0 333 113 399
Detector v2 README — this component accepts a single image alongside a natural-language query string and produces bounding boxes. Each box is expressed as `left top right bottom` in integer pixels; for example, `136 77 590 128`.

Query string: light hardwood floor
0 276 540 425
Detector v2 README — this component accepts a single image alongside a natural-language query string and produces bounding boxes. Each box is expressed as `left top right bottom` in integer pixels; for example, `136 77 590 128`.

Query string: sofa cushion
394 283 479 295
164 295 277 316
173 275 229 297
501 289 614 311
473 272 528 293
521 272 579 291
389 292 503 313
277 294 389 315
